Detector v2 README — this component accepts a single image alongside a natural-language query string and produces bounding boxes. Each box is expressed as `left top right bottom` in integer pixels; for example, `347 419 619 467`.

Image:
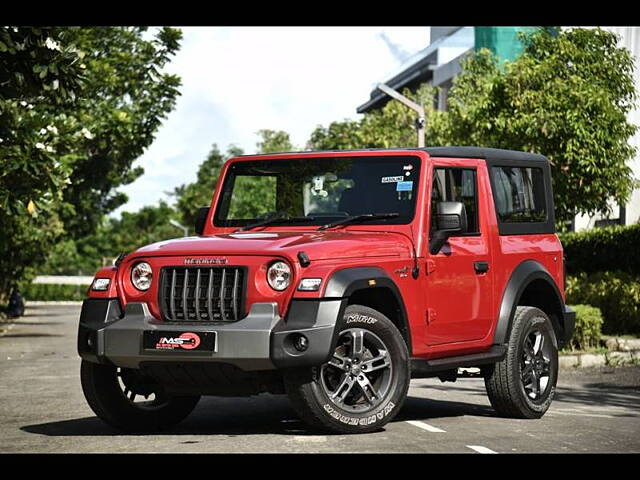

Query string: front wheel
80 360 200 432
284 305 410 434
484 306 559 419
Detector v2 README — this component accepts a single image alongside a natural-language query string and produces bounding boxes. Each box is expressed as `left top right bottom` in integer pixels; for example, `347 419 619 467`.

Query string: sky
115 27 431 215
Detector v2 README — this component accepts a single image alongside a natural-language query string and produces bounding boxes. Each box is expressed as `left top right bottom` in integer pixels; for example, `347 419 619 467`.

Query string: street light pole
169 219 189 237
376 83 425 148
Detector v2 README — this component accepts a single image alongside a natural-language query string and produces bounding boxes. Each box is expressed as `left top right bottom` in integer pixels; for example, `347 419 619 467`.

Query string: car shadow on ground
20 393 497 437
554 384 640 413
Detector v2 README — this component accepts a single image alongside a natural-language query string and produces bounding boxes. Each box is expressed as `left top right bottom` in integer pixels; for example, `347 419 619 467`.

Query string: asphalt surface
1 304 639 453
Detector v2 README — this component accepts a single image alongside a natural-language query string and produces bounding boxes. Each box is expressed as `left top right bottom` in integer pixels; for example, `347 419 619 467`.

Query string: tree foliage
56 27 183 239
308 84 436 151
173 144 242 229
173 129 295 228
41 201 181 276
308 28 638 226
428 28 637 224
0 27 85 299
0 27 182 299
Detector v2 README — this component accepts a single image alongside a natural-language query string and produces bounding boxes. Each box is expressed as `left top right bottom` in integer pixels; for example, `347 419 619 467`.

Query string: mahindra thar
78 147 575 434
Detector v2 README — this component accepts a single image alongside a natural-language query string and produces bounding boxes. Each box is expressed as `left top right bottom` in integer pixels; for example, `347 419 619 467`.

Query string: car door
424 162 494 345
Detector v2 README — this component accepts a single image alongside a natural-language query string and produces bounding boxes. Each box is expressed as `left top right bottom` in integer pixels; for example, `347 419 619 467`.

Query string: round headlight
131 262 152 291
267 261 291 291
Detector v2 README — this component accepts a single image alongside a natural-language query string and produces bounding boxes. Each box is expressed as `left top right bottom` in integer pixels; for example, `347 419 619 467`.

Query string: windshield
213 155 421 228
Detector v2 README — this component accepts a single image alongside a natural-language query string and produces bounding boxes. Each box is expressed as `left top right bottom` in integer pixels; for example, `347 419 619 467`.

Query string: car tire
80 360 200 432
284 304 410 434
484 306 559 419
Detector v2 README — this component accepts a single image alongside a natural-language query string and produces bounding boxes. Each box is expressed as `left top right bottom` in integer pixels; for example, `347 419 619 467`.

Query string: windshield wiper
318 213 400 231
237 213 316 232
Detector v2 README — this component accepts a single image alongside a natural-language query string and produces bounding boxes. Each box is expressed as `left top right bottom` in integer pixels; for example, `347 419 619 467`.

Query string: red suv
78 147 575 434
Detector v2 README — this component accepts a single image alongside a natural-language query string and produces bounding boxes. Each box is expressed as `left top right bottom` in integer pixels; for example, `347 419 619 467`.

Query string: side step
410 345 507 379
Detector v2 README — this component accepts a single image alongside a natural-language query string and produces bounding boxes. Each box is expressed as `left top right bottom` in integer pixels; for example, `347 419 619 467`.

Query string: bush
567 304 603 351
566 271 640 335
21 283 89 301
559 224 640 276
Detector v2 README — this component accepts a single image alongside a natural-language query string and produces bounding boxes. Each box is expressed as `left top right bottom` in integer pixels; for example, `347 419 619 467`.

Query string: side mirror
429 201 467 255
194 207 210 236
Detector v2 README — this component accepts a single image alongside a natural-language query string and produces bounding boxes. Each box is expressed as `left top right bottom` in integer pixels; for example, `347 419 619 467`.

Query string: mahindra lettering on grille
160 266 246 323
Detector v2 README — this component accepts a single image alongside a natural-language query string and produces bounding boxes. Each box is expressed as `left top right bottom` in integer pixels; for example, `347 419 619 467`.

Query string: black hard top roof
423 147 548 163
238 146 549 164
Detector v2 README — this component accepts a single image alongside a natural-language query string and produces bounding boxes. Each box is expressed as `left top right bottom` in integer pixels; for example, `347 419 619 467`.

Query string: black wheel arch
323 266 412 355
492 260 569 348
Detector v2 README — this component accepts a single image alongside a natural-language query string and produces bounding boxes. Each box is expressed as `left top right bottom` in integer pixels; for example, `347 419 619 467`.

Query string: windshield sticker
381 176 404 183
311 175 328 197
396 181 413 192
403 164 413 171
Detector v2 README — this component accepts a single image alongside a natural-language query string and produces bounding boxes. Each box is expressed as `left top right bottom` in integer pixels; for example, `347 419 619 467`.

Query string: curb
559 350 639 369
26 301 83 306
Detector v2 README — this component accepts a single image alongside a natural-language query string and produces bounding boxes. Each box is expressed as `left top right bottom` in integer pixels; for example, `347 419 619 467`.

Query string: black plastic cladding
323 266 412 355
492 260 567 347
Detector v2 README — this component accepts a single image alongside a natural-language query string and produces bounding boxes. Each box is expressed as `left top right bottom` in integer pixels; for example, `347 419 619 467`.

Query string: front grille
159 266 246 323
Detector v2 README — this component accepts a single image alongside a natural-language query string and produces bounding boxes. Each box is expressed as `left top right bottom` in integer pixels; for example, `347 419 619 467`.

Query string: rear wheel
284 305 410 434
80 360 200 432
484 306 558 419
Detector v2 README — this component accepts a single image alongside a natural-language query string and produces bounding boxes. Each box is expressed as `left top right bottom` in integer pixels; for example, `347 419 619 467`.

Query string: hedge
22 283 89 302
566 271 640 335
559 223 640 275
567 304 603 351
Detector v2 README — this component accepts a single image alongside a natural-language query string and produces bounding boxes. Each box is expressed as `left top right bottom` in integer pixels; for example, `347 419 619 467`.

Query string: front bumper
78 298 343 371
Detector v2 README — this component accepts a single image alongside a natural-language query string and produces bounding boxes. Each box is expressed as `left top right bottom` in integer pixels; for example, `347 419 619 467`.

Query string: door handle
474 261 489 274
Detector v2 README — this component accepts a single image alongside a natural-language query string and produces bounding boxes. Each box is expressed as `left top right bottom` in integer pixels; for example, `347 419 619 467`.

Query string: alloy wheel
520 326 553 402
320 328 393 413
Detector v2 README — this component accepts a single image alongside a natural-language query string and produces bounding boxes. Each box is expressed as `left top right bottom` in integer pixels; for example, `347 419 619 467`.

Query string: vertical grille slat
232 269 239 321
219 268 227 322
169 269 177 321
182 268 189 321
206 269 214 320
195 269 201 320
160 266 245 323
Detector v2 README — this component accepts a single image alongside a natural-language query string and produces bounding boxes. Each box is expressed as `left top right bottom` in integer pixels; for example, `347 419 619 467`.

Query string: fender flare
492 260 566 345
323 266 412 354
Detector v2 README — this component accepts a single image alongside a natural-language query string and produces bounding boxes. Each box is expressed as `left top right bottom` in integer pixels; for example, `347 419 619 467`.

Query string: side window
430 167 479 236
491 166 546 223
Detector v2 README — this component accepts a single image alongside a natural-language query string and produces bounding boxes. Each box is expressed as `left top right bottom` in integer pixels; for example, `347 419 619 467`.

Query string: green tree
173 130 295 228
56 27 183 239
256 129 294 153
0 27 182 300
429 27 638 225
173 144 243 229
42 201 182 276
308 84 436 151
0 27 85 300
308 28 638 227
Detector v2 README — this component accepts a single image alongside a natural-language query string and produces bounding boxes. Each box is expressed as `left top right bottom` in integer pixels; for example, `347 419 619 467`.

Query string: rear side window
491 166 547 223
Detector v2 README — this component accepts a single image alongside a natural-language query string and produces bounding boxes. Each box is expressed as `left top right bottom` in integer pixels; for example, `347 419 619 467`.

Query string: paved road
1 305 639 453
